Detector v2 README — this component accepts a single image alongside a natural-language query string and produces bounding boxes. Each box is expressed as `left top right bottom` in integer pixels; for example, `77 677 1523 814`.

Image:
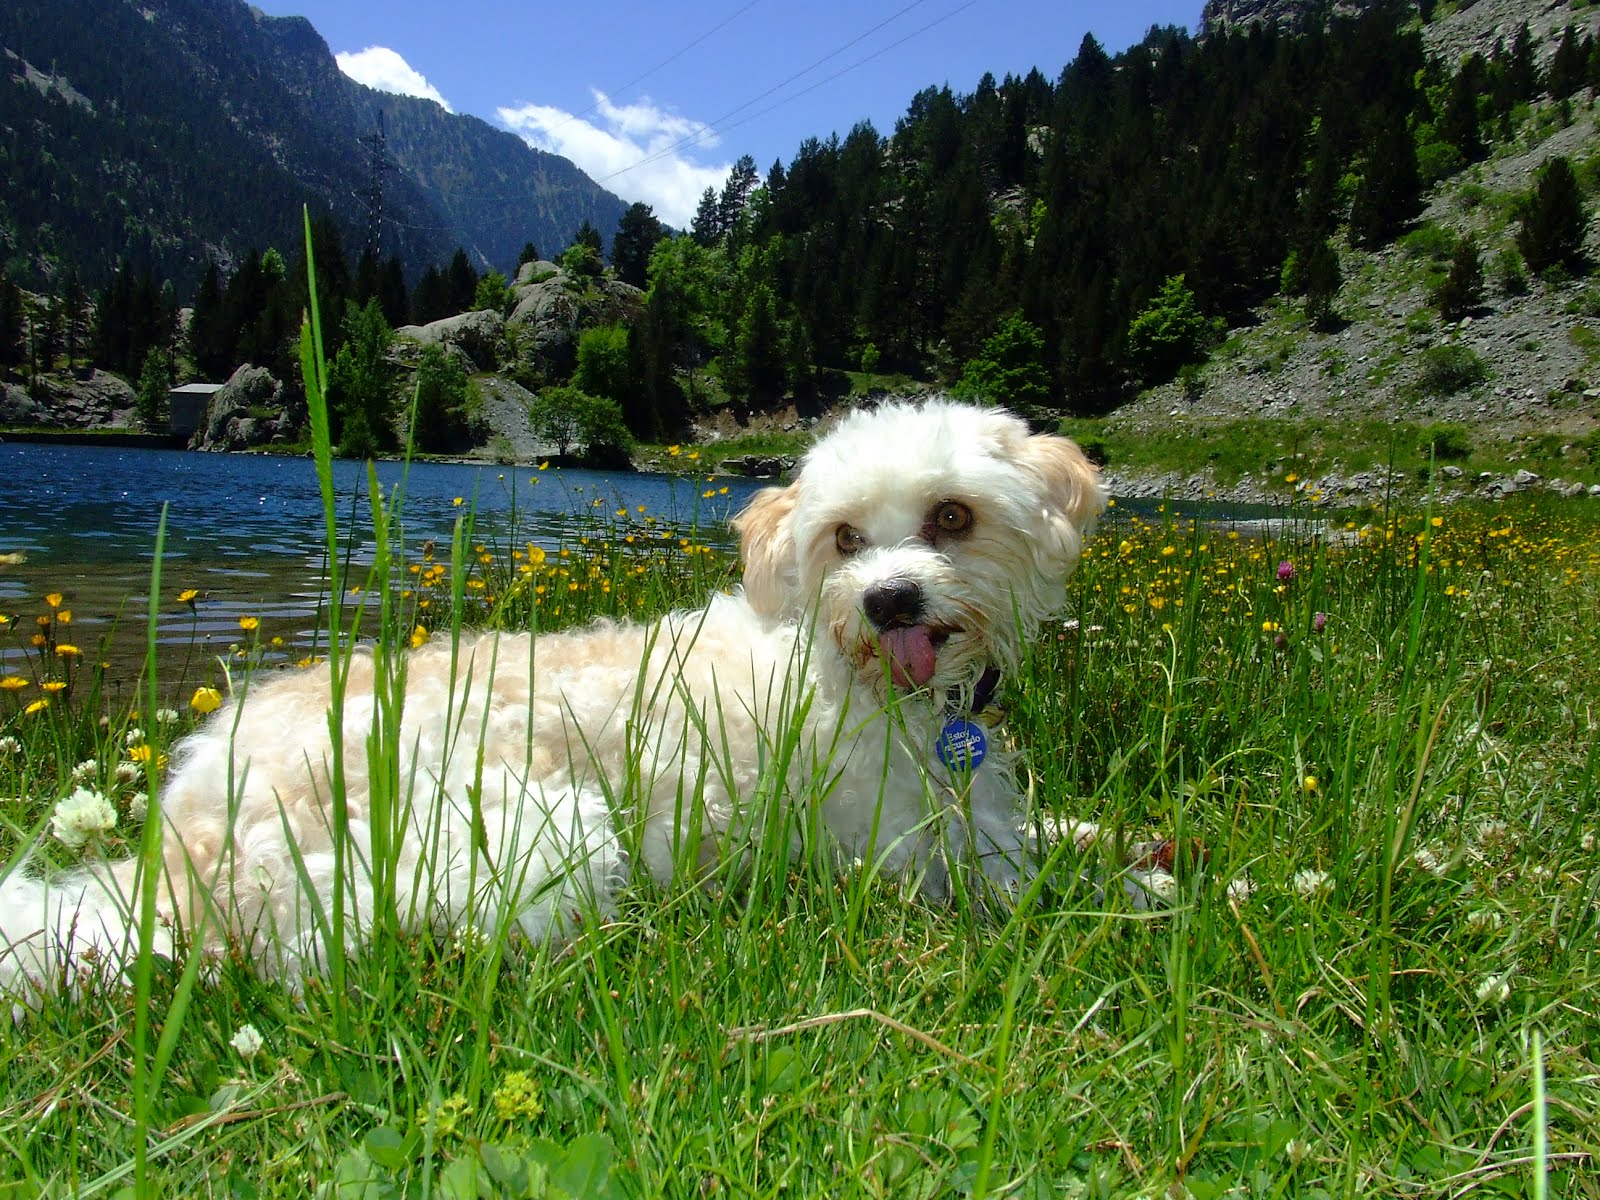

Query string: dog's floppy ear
732 483 800 618
1019 431 1108 573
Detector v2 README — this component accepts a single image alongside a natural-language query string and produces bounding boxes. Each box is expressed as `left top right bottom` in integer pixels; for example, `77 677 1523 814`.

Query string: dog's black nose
862 578 924 630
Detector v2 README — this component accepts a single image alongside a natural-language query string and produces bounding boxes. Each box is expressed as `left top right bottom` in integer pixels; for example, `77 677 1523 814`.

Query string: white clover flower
1465 909 1504 935
0 735 21 756
1284 1138 1313 1166
1292 869 1333 900
154 708 181 725
229 1024 265 1058
128 792 149 822
1477 820 1511 848
1226 876 1256 904
69 758 99 783
1409 846 1447 875
113 760 142 783
123 727 145 747
51 787 118 850
1475 974 1511 1007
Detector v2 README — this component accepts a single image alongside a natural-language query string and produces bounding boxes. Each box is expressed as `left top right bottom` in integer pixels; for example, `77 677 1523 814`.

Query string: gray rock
503 262 643 378
0 370 137 428
395 309 505 373
190 364 303 451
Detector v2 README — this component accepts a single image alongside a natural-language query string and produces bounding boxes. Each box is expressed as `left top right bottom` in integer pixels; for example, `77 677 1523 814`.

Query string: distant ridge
0 0 629 291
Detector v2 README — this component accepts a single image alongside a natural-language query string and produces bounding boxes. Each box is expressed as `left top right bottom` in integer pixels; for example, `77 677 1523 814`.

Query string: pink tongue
877 625 937 688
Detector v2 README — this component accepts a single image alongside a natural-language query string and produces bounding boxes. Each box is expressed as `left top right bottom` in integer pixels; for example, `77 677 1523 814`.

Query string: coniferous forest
1 0 1592 448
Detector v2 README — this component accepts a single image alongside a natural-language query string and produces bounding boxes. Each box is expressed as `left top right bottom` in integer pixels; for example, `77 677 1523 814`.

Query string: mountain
0 0 628 293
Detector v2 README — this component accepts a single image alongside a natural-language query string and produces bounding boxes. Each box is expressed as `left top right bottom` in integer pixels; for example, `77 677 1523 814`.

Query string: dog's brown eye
835 525 866 556
932 502 973 535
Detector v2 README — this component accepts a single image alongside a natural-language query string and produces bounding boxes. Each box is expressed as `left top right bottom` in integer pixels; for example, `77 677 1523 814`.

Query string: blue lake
0 442 767 680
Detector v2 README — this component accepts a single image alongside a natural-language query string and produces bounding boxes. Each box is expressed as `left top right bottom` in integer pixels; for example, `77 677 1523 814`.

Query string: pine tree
0 278 24 369
59 271 85 372
411 266 453 325
1517 156 1589 275
189 263 231 381
1349 110 1422 249
135 346 173 432
446 249 479 314
1434 236 1483 320
717 155 759 244
1548 26 1587 100
612 202 666 289
1439 57 1485 163
327 299 397 457
1303 238 1343 329
410 343 474 453
728 283 785 399
1503 24 1538 102
690 188 722 247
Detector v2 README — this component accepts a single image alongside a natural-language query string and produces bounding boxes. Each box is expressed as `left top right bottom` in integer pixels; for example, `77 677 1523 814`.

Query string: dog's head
733 399 1106 697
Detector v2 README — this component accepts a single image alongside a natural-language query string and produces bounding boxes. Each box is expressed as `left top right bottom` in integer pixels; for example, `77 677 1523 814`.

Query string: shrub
135 346 172 432
953 311 1052 407
1517 157 1589 275
410 344 477 454
1493 247 1529 297
1417 141 1465 187
473 271 509 314
1433 237 1484 321
1415 422 1473 461
1415 344 1489 396
528 385 631 462
1398 223 1455 262
1125 275 1221 384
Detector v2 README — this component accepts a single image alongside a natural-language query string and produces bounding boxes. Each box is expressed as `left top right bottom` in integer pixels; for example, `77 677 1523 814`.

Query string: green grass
4 488 1597 1197
1062 416 1600 493
2 237 1599 1193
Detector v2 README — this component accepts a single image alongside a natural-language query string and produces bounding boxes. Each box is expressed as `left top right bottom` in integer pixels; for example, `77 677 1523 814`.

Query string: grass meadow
1 280 1598 1196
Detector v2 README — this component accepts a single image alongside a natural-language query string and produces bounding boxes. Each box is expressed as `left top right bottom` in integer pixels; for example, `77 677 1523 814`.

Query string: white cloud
335 46 452 112
497 91 730 229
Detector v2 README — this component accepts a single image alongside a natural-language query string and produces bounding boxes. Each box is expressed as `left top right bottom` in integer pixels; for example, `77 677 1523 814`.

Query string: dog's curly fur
0 399 1104 1000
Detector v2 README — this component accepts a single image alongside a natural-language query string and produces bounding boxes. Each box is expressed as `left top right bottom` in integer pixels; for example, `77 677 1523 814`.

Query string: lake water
0 443 767 684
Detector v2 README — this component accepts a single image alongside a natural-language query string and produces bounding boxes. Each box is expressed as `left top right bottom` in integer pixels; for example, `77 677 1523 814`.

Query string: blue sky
254 0 1201 228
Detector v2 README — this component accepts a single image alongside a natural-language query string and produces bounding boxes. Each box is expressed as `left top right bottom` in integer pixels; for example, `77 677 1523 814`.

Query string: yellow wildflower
191 686 224 715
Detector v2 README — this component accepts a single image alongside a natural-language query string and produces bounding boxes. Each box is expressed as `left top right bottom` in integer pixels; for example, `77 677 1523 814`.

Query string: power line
348 0 986 227
534 0 766 143
594 0 936 184
596 0 978 185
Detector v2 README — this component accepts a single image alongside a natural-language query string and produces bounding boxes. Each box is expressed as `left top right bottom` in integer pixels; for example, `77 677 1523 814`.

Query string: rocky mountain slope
0 0 627 291
1101 0 1600 504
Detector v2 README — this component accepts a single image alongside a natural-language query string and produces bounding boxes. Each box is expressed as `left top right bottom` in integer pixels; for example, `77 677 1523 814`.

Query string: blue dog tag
936 718 988 772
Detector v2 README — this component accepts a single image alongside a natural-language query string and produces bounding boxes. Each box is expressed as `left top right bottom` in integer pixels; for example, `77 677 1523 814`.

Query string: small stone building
168 382 224 440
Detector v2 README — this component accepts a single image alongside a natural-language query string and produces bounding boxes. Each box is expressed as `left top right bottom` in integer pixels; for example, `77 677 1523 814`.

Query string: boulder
0 370 136 427
505 262 643 378
394 309 505 373
190 364 303 451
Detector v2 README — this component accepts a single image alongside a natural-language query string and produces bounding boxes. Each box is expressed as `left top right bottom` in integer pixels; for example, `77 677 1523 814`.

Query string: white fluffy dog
0 399 1104 1000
